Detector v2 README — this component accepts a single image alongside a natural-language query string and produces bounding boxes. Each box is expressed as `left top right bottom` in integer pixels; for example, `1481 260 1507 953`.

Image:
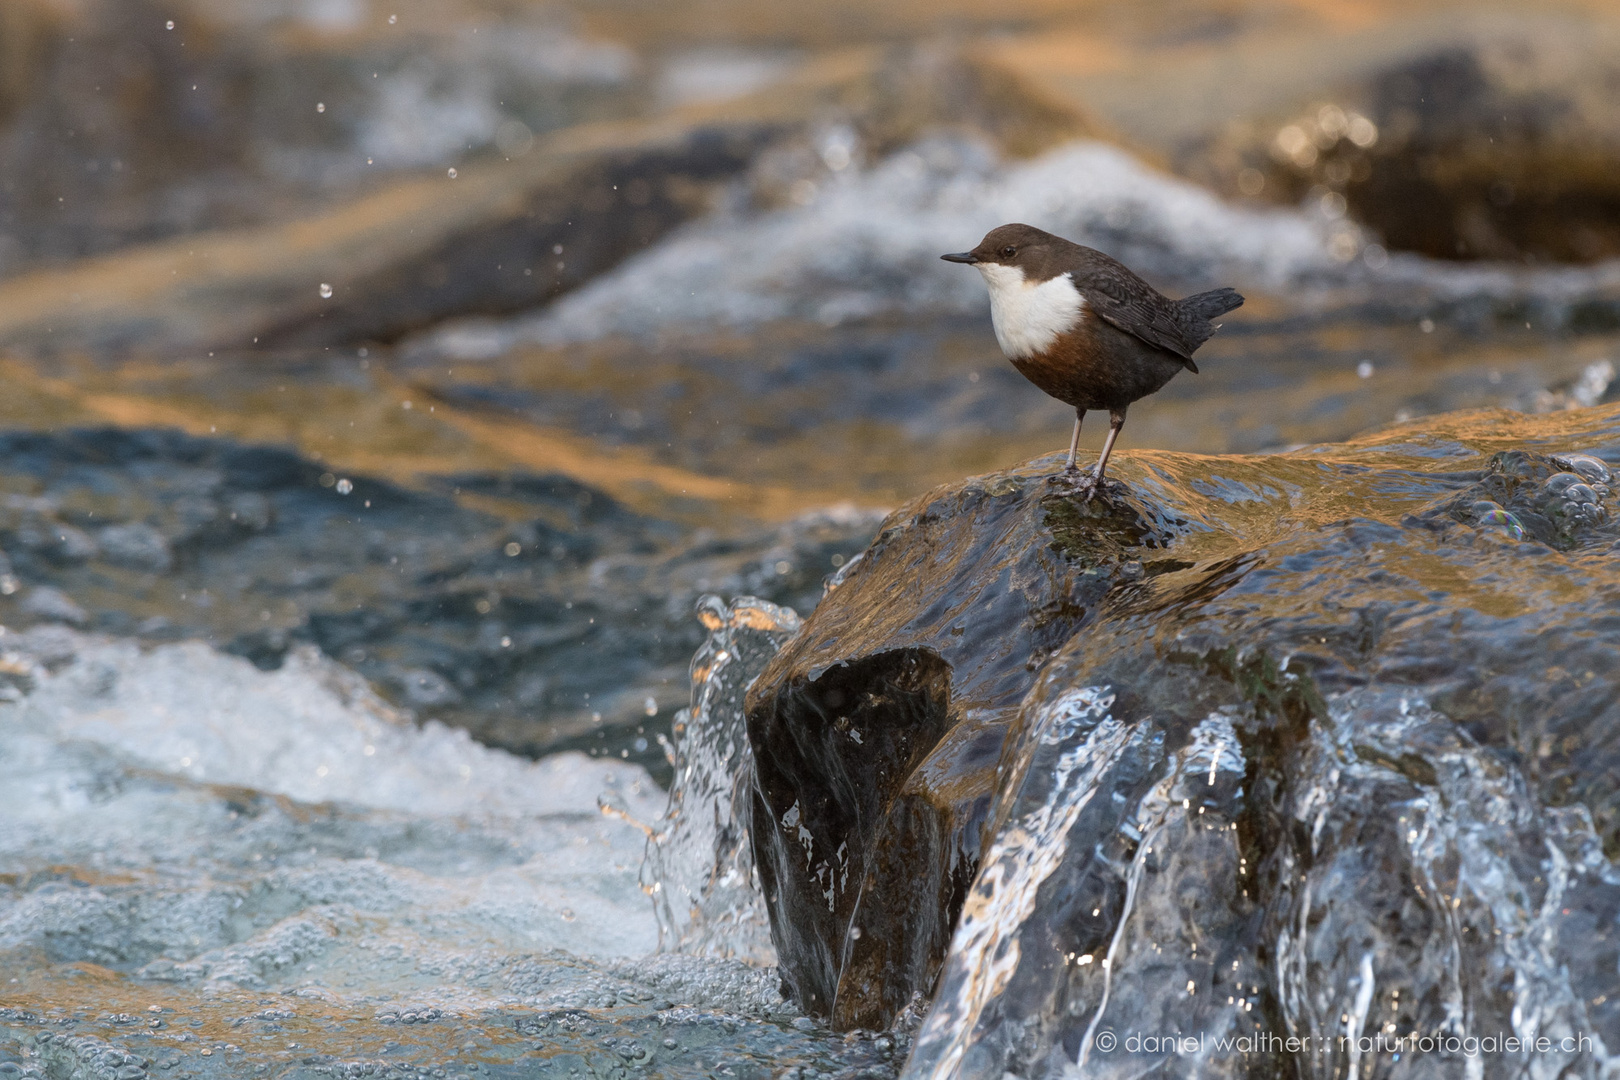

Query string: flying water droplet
319 283 333 298
447 168 458 179
335 479 354 495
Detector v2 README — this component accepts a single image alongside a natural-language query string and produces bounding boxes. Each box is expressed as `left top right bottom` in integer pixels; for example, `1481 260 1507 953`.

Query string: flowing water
4 128 1620 1078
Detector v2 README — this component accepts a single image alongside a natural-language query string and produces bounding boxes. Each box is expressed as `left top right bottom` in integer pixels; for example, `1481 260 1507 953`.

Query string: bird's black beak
940 251 979 264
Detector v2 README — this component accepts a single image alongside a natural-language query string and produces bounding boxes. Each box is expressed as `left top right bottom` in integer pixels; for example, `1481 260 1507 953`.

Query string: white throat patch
975 264 1085 360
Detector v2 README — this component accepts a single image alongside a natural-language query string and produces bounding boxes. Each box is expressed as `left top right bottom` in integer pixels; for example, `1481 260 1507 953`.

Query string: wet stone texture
743 406 1620 1079
745 467 1182 1028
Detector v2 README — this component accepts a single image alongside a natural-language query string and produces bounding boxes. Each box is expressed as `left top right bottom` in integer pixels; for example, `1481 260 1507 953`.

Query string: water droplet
316 102 325 114
504 541 521 556
335 478 354 495
1356 361 1375 379
165 19 174 29
644 696 658 716
388 13 397 23
447 167 458 179
319 283 333 298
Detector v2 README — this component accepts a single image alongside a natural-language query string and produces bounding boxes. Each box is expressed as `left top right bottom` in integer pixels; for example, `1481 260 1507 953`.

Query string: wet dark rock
256 125 772 349
0 120 772 356
1206 23 1620 263
745 468 1178 1027
746 407 1620 1076
1345 40 1620 263
0 0 643 274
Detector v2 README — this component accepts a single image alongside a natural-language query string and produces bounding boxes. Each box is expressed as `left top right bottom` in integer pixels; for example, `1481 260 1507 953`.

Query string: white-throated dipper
943 223 1243 498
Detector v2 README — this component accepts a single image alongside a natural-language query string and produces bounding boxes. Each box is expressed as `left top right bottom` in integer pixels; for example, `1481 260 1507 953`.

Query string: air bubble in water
1469 500 1524 540
1560 455 1612 485
319 283 333 298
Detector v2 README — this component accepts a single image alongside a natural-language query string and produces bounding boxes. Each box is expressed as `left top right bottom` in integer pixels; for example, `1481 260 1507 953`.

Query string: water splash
906 686 1129 1079
1271 690 1616 1080
640 595 802 962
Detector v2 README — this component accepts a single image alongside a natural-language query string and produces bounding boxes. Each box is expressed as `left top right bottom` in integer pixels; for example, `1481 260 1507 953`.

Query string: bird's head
940 223 1059 274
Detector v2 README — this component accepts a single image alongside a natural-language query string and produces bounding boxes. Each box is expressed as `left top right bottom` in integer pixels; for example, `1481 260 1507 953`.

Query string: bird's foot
1051 470 1124 502
1047 466 1088 494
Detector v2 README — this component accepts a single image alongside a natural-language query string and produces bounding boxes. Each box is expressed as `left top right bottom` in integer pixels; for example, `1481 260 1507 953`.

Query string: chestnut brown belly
1009 316 1188 412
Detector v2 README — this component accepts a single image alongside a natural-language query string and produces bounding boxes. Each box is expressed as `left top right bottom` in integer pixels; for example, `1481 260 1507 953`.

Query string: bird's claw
1049 469 1119 502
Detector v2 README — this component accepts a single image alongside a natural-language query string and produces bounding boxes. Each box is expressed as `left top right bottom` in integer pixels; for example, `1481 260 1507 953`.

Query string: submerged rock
740 405 1620 1078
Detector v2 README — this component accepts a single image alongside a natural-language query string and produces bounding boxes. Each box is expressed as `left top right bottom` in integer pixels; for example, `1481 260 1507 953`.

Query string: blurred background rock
1 0 1618 773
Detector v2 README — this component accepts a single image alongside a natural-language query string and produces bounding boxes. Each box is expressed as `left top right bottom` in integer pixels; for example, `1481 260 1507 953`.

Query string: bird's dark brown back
967 224 1242 366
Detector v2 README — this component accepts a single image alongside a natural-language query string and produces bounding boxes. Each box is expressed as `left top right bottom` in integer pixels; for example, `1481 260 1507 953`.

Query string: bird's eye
999 246 1017 259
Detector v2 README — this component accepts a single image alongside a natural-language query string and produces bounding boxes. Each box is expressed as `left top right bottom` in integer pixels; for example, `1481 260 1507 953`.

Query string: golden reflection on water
4 317 1613 535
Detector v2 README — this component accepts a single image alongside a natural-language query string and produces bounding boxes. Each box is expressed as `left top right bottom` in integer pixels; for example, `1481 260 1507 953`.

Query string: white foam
420 137 1346 354
11 632 661 822
0 628 668 995
414 135 1620 356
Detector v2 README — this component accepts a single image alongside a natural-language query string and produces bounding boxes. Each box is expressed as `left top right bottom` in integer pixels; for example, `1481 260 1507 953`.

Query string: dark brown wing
1069 249 1200 364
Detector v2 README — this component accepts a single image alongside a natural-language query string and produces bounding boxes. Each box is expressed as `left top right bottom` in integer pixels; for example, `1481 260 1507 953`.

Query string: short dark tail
1180 287 1244 322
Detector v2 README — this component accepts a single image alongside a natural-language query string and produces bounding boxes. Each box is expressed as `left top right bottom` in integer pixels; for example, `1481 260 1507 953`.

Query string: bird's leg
1063 409 1084 472
1080 409 1127 501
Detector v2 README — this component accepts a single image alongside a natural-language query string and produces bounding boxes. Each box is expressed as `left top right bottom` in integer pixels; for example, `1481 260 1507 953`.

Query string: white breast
975 264 1085 360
